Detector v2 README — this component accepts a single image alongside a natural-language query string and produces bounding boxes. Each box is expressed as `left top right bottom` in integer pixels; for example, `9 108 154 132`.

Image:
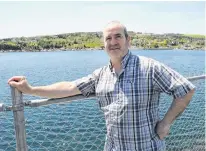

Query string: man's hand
155 120 171 140
8 76 33 94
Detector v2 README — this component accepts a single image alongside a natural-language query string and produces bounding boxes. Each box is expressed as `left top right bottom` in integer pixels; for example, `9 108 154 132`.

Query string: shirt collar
109 50 131 72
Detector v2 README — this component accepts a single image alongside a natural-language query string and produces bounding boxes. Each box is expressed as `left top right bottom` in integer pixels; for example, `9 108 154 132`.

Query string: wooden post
11 86 28 151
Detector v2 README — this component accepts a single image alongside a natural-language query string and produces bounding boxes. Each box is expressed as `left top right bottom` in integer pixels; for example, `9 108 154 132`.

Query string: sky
0 1 205 39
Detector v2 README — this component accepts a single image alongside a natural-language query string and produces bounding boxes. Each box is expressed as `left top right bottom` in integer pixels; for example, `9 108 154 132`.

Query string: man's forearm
162 89 195 125
30 82 81 98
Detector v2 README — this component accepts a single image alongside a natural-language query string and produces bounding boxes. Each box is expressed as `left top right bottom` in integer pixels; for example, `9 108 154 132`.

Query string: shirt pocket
122 79 134 95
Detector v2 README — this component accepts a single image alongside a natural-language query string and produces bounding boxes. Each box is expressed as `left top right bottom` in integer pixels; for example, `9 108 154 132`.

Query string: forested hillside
0 32 205 52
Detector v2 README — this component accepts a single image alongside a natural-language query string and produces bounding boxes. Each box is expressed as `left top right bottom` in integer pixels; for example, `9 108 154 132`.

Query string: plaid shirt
74 51 195 151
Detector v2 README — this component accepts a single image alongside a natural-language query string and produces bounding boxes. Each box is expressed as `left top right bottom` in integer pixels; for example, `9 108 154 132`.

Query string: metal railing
0 75 205 151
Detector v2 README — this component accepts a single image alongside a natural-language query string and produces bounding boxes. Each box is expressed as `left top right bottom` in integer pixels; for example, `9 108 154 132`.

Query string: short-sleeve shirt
73 51 195 151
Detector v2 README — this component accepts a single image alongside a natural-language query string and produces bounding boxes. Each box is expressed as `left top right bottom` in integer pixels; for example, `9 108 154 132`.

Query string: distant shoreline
0 32 205 52
0 48 205 53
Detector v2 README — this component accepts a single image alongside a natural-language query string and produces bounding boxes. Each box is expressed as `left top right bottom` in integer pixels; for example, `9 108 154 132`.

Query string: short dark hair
123 27 129 39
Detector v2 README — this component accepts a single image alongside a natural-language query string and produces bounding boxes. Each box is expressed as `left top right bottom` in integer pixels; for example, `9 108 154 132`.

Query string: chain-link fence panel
24 99 106 151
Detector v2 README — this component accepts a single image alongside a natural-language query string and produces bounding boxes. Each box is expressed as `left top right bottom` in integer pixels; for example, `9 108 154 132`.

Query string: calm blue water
0 50 205 151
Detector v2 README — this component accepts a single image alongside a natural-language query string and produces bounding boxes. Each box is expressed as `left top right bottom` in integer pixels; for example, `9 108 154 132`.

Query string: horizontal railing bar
187 75 206 81
24 94 95 107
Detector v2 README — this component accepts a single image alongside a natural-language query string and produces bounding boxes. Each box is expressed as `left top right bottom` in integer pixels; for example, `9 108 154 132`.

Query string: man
8 21 195 151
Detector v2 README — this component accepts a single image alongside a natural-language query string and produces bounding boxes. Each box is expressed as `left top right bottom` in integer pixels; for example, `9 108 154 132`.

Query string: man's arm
8 76 81 98
156 89 195 139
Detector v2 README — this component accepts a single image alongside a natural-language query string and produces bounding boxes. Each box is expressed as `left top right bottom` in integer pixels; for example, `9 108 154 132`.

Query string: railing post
10 86 28 151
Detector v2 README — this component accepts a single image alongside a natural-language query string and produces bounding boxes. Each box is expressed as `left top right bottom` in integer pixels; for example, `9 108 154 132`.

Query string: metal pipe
187 75 206 81
25 94 95 107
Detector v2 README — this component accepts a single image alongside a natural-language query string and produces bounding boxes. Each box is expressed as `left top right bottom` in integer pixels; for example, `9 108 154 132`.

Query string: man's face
103 24 130 60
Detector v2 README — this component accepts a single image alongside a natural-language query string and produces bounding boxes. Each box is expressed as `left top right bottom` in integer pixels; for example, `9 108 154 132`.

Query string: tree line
0 32 205 52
